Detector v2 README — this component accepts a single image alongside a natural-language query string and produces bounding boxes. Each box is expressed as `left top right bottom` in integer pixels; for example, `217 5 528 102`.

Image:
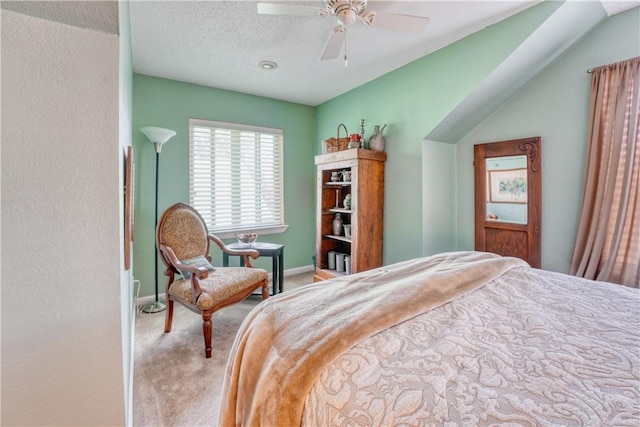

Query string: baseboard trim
136 264 315 308
283 264 315 276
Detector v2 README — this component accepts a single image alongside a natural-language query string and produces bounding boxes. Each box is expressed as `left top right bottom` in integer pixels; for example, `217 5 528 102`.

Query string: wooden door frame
474 137 541 268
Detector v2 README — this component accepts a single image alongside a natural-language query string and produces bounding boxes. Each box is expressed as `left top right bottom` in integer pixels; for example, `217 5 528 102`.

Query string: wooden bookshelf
313 149 386 281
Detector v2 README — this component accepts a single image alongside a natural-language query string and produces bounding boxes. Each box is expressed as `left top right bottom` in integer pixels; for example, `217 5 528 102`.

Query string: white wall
118 2 135 425
454 8 640 273
1 10 125 425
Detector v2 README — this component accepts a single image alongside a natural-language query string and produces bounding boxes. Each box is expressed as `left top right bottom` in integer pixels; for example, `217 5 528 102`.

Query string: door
474 137 541 268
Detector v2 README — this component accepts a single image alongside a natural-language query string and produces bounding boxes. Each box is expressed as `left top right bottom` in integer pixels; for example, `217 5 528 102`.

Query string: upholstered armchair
156 202 269 358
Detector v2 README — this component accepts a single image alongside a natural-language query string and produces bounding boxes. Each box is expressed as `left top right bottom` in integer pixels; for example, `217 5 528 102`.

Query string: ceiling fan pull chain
344 25 348 67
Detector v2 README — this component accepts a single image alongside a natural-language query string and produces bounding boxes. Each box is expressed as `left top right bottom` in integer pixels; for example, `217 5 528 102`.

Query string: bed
219 251 640 426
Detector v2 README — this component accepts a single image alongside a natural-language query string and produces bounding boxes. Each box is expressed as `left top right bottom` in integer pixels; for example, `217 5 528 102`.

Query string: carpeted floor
132 272 314 426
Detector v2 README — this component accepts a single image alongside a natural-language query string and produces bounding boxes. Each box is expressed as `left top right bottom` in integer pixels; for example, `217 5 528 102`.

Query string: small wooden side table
223 242 285 295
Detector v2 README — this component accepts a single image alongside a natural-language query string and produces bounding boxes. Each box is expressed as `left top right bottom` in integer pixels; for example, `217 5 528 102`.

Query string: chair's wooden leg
164 298 174 333
262 279 269 300
202 310 213 358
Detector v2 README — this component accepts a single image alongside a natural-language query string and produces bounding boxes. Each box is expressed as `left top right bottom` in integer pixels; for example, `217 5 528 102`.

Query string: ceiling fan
257 1 430 64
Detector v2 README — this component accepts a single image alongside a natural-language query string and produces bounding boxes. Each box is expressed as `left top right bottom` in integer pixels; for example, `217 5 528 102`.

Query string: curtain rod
587 57 640 74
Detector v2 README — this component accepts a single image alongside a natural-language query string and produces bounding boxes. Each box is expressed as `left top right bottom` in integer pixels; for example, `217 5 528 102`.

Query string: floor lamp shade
140 126 177 153
140 126 176 314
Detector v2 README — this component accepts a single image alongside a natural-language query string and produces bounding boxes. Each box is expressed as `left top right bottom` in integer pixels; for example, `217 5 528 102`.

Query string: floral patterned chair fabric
156 202 269 358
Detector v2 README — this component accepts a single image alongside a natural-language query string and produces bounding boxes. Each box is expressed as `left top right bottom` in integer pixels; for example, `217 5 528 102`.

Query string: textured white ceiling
4 1 636 107
1 1 119 34
130 1 543 106
129 0 638 107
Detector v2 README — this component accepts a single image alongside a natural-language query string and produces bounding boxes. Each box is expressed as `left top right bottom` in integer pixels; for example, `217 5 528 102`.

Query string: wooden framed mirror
474 137 541 268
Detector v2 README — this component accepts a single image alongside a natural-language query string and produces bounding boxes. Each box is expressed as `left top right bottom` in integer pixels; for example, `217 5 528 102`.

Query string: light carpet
133 272 314 426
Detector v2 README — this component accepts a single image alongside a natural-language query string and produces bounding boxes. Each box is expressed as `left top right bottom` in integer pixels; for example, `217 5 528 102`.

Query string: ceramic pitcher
369 124 387 152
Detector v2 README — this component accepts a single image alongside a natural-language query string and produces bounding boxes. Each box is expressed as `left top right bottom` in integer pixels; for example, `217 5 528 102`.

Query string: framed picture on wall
124 145 135 270
488 168 527 203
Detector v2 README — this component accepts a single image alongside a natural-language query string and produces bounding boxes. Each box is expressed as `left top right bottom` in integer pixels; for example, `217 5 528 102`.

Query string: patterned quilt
303 267 640 426
220 252 639 426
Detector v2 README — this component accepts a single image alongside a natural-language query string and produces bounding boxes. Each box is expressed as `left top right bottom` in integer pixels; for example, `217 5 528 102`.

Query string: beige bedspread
219 251 527 426
303 264 640 425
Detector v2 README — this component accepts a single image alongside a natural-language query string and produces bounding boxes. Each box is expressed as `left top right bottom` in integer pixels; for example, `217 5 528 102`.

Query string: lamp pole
147 149 164 313
155 149 160 304
140 127 176 314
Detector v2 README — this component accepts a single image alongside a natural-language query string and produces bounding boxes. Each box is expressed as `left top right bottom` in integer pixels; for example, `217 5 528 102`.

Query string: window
189 118 285 237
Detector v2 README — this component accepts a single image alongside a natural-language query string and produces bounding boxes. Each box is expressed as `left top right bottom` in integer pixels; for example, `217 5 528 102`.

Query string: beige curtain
570 57 640 288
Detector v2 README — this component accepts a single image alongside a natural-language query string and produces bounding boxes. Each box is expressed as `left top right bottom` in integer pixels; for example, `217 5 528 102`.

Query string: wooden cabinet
314 149 386 282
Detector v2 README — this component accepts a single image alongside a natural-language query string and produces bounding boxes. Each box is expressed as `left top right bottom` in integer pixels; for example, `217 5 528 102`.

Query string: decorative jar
332 213 343 236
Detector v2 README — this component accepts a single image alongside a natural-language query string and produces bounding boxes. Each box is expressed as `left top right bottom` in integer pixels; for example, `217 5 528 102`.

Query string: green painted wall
132 2 638 298
132 75 316 298
422 141 456 255
456 7 640 273
315 2 561 265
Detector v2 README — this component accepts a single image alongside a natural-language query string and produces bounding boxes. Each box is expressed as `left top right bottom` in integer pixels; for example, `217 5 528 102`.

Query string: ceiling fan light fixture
336 8 357 25
327 0 367 26
258 60 278 70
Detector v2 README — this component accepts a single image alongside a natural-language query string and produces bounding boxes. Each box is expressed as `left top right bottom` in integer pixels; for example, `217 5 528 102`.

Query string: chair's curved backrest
157 203 211 272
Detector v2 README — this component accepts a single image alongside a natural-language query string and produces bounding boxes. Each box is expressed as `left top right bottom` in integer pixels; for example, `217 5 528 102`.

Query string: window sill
215 225 289 240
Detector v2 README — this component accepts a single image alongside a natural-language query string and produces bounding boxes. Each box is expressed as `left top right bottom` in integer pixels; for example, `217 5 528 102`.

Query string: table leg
223 253 229 267
278 251 284 293
272 256 277 295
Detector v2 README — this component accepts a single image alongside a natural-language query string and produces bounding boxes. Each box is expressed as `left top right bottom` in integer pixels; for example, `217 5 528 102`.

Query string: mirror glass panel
485 155 527 224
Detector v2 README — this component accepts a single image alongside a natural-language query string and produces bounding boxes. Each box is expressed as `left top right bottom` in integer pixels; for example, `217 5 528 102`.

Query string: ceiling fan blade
257 2 320 17
367 11 429 35
320 29 345 60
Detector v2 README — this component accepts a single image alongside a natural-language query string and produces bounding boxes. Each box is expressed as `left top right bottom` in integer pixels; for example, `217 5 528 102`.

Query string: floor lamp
140 126 176 314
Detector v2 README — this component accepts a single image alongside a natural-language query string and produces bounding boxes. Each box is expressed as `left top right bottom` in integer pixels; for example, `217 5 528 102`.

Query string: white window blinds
189 118 284 234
